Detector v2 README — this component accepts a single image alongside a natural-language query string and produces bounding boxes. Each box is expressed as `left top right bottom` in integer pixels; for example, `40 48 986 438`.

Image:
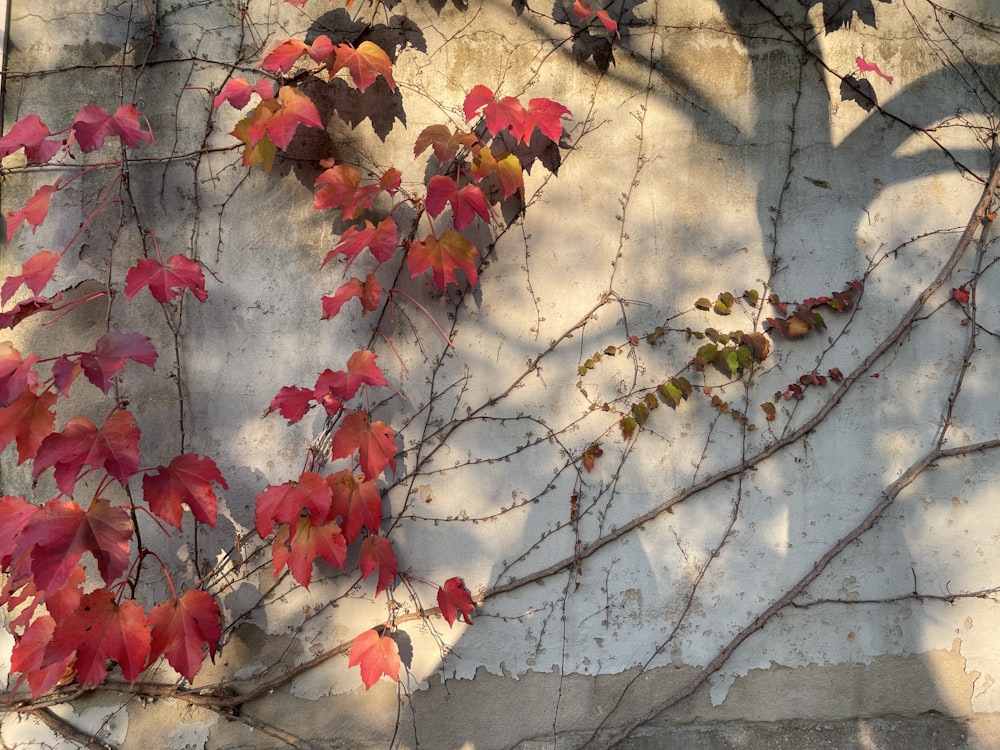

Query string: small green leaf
744 289 760 305
673 376 693 398
658 381 683 406
620 416 637 440
644 393 659 410
761 402 776 421
631 401 649 425
724 349 740 375
694 343 719 370
695 297 712 311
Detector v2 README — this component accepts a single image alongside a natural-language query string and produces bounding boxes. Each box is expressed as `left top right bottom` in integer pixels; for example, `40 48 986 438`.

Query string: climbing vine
2 0 1000 748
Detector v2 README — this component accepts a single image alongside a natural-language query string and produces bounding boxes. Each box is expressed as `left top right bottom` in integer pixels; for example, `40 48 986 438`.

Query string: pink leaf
856 57 893 84
6 184 60 242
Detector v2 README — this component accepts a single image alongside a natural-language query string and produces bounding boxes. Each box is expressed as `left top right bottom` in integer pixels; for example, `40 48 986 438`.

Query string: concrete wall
2 0 1000 747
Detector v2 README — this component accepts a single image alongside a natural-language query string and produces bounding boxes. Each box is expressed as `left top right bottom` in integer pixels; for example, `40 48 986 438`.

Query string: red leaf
523 97 572 142
425 176 490 230
272 514 347 587
50 589 150 688
313 350 389 404
111 104 154 148
952 285 970 305
330 42 396 92
20 498 132 592
308 34 334 63
256 86 323 150
322 273 382 319
573 0 619 37
33 409 141 494
10 615 73 699
348 628 400 689
124 254 208 303
255 471 333 537
359 534 397 594
148 589 221 682
71 106 115 152
261 38 309 73
0 389 57 463
314 164 381 221
330 411 397 480
0 340 39 406
327 469 382 543
0 295 57 330
79 331 158 393
6 185 60 242
213 77 275 109
856 56 893 84
2 250 61 304
142 454 227 529
0 114 61 163
463 85 525 139
408 230 479 290
0 494 39 568
323 218 399 266
267 385 315 424
437 577 475 626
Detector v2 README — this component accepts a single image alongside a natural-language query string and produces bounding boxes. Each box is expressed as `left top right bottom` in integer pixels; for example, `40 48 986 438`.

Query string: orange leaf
330 411 397 480
330 42 396 92
408 230 479 291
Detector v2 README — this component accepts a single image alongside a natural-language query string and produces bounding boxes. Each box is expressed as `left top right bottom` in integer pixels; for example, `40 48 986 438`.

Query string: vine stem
580 157 1000 750
488 157 1000 601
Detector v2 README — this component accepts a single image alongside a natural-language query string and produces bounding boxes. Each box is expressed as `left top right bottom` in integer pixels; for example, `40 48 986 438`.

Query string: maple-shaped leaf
523 98 572 142
323 218 399 266
0 494 39 568
213 77 275 109
327 469 382 543
142 454 227 529
0 114 61 163
330 411 398 480
50 589 150 688
348 628 401 689
110 104 155 148
408 230 479 290
10 615 74 699
124 254 208 303
413 125 480 163
437 577 475 626
314 164 381 220
20 497 132 592
464 85 526 139
6 184 60 242
272 514 347 587
33 409 141 494
322 273 382 319
267 385 315 424
148 589 221 682
0 340 38 406
260 38 310 73
425 176 491 230
0 389 56 463
313 350 389 404
247 86 323 150
255 471 333 537
2 250 61 304
359 534 398 594
79 331 158 393
379 167 402 194
472 147 524 199
329 42 396 92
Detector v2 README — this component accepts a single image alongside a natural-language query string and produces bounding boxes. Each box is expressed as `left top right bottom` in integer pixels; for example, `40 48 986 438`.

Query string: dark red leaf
437 577 474 626
79 331 158 393
124 255 208 303
359 534 397 594
148 589 221 682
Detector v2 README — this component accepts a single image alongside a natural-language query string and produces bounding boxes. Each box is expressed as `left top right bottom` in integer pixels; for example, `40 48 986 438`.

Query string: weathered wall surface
2 0 1000 748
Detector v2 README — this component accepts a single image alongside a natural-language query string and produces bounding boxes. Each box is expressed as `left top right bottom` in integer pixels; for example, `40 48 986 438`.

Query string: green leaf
724 349 740 376
744 289 760 305
694 343 719 370
631 401 649 425
658 381 683 407
761 401 776 421
620 416 637 440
